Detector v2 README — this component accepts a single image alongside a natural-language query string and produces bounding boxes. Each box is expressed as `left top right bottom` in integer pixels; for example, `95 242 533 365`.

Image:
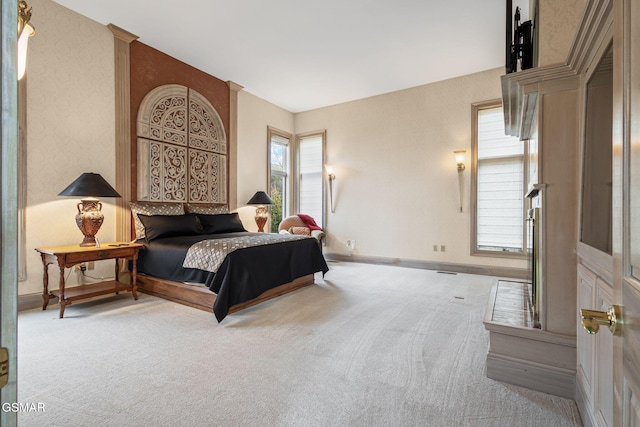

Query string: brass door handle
580 305 622 336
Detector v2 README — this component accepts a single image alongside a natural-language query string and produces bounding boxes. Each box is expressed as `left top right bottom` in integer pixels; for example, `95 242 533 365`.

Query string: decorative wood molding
107 24 138 44
484 280 577 399
108 24 138 243
575 380 598 427
485 352 576 399
495 0 615 405
227 81 243 211
17 293 43 312
565 0 613 74
501 63 576 138
136 84 228 204
577 242 614 285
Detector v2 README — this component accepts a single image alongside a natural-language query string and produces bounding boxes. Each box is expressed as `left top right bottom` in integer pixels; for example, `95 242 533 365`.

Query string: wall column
108 24 138 242
227 81 243 211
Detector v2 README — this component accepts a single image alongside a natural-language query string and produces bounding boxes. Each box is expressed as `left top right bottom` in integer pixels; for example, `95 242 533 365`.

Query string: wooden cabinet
488 53 582 398
573 5 615 425
34 242 142 318
487 0 616 400
576 259 614 427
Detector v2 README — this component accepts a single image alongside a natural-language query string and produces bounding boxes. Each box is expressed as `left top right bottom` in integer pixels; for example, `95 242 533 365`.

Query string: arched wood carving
137 84 227 204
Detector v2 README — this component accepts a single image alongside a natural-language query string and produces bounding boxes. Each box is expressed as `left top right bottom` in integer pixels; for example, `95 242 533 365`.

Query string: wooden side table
34 242 143 318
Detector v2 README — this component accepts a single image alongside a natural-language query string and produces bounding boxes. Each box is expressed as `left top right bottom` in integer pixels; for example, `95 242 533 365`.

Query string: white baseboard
575 378 595 427
483 280 577 400
486 352 576 399
324 253 529 280
18 293 44 312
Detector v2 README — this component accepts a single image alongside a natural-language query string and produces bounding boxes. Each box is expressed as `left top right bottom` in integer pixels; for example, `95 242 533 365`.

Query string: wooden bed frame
130 205 318 317
131 83 316 316
132 204 317 313
137 273 314 314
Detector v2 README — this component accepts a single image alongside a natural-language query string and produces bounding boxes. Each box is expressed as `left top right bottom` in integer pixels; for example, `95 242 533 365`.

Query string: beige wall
23 1 527 297
292 69 526 269
236 91 294 231
23 0 116 294
537 0 586 66
234 68 530 270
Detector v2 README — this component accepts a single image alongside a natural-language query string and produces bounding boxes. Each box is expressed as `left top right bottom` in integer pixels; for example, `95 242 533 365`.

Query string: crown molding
502 0 612 139
107 23 139 44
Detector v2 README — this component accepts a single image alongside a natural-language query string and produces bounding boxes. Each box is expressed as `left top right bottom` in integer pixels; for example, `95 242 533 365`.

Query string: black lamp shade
58 173 121 198
246 191 274 205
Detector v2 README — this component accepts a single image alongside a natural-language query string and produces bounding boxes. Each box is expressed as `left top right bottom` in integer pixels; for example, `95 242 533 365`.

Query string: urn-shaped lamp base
75 198 104 247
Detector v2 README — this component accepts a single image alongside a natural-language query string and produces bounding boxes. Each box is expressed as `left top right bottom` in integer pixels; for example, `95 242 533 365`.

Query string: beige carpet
17 262 582 426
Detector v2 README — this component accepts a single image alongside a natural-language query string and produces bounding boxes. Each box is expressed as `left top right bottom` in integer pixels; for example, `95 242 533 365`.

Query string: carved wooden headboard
136 83 227 204
131 84 229 239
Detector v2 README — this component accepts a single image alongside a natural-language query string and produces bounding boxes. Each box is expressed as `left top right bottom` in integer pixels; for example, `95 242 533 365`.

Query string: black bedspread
136 232 329 322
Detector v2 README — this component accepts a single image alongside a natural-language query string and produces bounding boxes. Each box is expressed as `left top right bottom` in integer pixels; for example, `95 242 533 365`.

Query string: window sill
471 249 527 260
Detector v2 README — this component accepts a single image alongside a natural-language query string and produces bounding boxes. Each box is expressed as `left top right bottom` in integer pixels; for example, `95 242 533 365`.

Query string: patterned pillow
130 201 184 240
185 203 229 215
290 226 311 236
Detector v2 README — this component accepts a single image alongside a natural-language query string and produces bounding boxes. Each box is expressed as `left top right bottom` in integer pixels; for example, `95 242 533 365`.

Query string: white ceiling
52 0 529 113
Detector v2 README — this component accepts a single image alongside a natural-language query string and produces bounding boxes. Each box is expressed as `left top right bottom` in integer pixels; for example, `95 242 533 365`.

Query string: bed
133 210 328 321
129 83 328 321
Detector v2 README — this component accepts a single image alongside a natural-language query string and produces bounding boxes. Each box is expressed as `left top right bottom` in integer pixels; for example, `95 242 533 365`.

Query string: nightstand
34 242 143 318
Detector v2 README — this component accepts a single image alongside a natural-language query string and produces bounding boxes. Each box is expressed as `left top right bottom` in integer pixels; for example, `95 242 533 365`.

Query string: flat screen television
506 0 537 74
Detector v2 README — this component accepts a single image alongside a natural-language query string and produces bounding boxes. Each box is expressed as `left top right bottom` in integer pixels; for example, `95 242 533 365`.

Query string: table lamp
58 173 121 246
246 191 274 232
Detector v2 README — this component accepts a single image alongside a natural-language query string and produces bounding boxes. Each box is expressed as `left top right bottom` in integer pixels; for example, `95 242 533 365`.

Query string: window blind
477 107 524 252
298 135 323 226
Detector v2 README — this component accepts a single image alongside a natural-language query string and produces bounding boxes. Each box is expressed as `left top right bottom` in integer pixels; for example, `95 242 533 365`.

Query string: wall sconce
17 0 35 80
58 173 122 246
325 164 336 213
453 150 466 212
246 191 274 232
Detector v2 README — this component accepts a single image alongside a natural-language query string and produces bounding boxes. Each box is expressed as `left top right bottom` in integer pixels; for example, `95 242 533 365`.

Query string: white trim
486 353 576 399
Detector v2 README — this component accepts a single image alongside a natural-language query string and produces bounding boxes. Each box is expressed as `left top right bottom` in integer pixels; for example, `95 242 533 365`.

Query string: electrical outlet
433 245 438 251
346 239 356 251
74 262 95 271
440 245 446 252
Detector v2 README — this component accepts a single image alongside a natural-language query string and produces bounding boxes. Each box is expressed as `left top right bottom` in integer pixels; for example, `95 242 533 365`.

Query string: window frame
470 99 528 259
267 126 292 232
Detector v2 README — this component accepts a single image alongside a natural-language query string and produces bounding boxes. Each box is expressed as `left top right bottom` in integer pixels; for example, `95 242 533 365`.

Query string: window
268 127 291 233
471 101 526 256
267 128 326 233
297 131 326 228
